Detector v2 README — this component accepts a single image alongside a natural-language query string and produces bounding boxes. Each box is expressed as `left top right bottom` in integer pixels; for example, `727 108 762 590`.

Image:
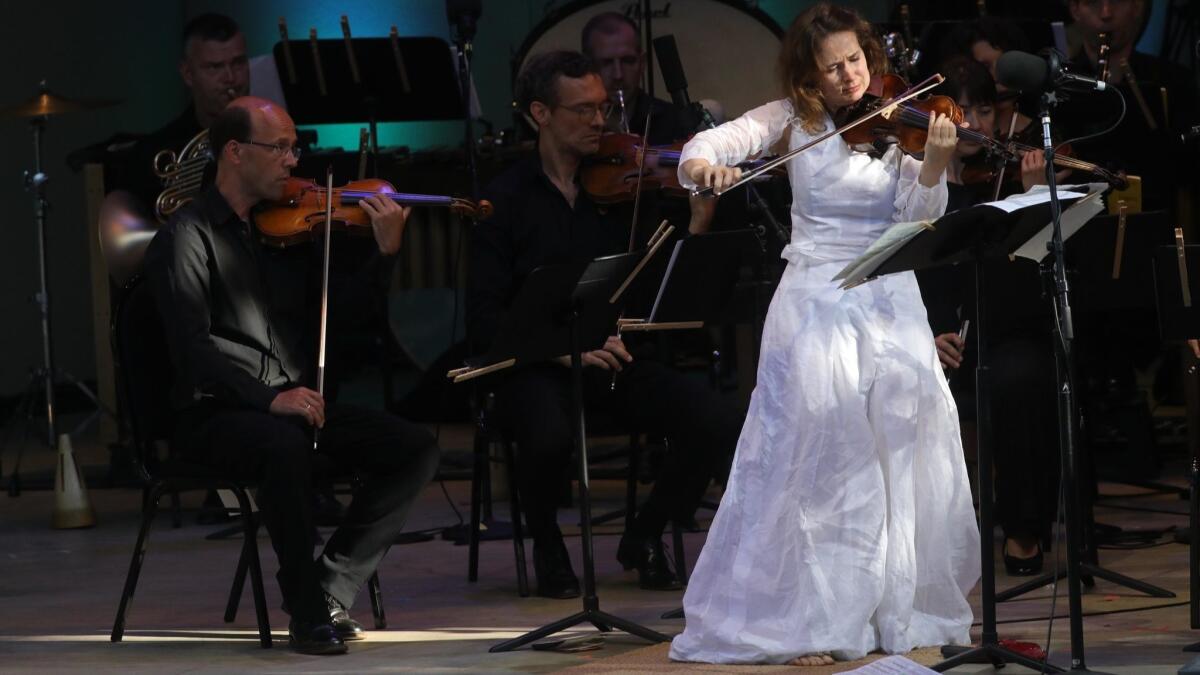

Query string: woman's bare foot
788 653 835 666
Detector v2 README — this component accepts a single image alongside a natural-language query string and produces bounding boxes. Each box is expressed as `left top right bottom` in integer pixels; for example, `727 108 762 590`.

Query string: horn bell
98 190 157 286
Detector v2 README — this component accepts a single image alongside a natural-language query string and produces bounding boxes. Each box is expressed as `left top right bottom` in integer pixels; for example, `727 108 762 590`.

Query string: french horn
153 128 211 222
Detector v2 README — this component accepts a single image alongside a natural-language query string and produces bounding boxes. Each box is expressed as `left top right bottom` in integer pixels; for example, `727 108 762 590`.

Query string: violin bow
313 166 334 450
692 73 945 197
991 107 1021 201
612 109 655 391
627 107 654 251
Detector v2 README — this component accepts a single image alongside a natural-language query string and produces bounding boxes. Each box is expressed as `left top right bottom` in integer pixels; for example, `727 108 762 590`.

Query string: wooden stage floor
2 428 1199 673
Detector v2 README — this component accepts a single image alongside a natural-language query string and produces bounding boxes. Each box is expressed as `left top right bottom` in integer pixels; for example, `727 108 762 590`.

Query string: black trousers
991 337 1060 543
175 402 439 623
494 360 741 543
954 336 1060 542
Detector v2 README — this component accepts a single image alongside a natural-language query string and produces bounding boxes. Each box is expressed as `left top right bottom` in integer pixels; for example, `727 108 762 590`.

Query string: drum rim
508 0 785 85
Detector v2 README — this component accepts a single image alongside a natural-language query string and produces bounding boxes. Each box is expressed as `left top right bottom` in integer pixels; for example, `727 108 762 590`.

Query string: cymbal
0 83 118 119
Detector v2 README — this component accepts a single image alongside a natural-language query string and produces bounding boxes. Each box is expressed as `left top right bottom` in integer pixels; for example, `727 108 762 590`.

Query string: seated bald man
144 97 439 655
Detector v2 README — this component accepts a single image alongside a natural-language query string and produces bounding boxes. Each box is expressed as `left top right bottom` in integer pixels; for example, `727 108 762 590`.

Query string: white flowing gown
669 99 981 663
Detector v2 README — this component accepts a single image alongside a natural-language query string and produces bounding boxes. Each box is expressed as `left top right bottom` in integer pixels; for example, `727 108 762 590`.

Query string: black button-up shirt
144 186 303 411
146 184 393 412
466 154 628 352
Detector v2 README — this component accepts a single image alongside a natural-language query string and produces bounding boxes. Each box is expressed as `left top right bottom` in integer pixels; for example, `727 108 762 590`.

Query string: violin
841 74 1127 189
582 133 687 204
692 73 951 197
838 73 971 155
255 177 492 246
958 138 1127 190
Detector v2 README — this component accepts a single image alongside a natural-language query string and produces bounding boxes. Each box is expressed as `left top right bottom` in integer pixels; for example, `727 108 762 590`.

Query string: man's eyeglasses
558 101 613 121
242 140 303 159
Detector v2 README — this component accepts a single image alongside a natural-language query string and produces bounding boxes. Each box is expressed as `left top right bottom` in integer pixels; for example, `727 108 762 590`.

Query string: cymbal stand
5 115 113 496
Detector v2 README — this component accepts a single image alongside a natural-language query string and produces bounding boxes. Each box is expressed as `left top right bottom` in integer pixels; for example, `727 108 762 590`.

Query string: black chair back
112 277 175 477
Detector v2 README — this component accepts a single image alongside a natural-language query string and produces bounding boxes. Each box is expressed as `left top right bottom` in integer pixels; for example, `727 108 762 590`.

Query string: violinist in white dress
669 3 980 666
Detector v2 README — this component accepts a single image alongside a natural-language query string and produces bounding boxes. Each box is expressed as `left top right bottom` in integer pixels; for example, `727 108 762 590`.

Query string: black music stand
618 230 754 622
995 210 1177 604
272 36 462 169
843 191 1111 674
1151 245 1200 655
622 229 756 324
448 252 671 653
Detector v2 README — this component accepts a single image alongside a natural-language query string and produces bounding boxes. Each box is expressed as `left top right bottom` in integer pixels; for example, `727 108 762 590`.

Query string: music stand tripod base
448 255 670 653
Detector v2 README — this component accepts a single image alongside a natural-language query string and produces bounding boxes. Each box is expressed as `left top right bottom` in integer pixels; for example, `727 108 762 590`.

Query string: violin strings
895 105 1003 150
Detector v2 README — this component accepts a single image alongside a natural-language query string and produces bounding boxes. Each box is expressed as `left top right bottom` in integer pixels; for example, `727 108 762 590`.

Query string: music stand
995 210 1178 603
840 188 1109 674
613 229 754 620
621 229 756 327
1151 244 1200 654
448 252 671 652
272 36 462 171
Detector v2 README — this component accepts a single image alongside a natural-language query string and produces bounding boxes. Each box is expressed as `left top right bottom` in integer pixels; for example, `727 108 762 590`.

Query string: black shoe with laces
288 619 347 655
617 531 682 590
326 593 365 641
532 537 580 599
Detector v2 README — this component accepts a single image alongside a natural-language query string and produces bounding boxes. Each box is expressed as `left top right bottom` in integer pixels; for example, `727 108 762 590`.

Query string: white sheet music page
840 654 939 674
1008 182 1108 262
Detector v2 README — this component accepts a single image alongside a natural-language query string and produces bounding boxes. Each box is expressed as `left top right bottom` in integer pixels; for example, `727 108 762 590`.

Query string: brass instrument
152 128 211 222
1097 32 1111 83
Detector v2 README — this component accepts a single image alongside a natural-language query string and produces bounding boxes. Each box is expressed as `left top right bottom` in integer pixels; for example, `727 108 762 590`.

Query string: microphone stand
937 86 1117 674
1038 88 1111 675
448 1 481 201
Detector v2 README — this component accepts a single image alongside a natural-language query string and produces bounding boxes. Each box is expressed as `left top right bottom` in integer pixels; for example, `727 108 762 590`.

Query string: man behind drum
581 12 723 236
581 12 697 145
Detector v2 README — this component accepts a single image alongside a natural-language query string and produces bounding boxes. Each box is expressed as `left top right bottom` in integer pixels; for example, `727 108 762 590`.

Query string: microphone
445 0 481 42
653 34 691 109
653 34 712 131
996 50 1107 93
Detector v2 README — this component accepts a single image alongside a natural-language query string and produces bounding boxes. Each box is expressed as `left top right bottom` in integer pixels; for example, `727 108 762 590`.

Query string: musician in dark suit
145 97 438 655
467 51 741 599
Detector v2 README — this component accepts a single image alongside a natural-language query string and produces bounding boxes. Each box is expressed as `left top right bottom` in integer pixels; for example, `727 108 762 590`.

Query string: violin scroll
450 197 493 220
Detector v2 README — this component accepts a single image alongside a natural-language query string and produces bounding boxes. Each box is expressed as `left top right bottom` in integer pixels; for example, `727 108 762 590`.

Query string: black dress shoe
532 538 580 599
1003 542 1044 577
617 532 682 590
288 619 348 655
326 594 365 641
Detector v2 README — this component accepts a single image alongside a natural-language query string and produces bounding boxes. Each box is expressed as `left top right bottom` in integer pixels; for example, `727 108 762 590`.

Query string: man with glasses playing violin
467 50 742 599
144 96 440 655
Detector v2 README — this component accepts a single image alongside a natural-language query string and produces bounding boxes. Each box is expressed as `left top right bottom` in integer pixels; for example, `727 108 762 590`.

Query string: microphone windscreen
995 50 1050 92
653 34 688 96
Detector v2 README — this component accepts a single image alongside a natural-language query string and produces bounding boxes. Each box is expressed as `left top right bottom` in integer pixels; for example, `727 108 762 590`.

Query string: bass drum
514 0 784 122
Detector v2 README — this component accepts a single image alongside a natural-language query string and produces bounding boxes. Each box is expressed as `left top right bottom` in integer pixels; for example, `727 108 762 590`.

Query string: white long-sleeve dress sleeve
669 100 980 664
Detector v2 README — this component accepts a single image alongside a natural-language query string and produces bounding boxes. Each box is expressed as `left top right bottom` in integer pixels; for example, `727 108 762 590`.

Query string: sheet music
839 655 938 674
834 220 934 287
249 54 287 109
1009 183 1108 261
835 182 1108 288
978 182 1100 213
